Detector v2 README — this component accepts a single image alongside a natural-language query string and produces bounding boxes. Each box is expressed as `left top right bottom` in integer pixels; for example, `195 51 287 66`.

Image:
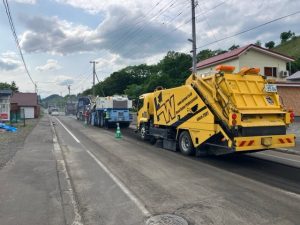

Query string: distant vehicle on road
51 108 59 116
76 96 91 120
65 101 77 116
48 105 56 115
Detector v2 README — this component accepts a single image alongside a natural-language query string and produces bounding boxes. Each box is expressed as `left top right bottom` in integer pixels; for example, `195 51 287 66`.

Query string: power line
126 1 224 56
2 0 36 89
197 10 300 49
110 0 178 52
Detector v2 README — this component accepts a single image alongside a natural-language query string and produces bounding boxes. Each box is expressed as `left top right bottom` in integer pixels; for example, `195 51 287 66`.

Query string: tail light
290 111 295 123
232 113 237 126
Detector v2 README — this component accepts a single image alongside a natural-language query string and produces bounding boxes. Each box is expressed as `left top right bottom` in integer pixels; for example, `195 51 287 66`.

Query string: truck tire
149 136 157 145
139 124 148 140
179 131 195 156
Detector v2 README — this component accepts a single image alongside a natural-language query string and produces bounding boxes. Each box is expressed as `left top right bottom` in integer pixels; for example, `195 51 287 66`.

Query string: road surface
53 115 300 225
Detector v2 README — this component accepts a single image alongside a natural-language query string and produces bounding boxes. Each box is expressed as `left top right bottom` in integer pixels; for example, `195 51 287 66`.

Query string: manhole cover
146 214 188 225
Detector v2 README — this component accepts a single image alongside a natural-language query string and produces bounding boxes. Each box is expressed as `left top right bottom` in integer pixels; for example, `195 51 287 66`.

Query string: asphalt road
53 115 300 225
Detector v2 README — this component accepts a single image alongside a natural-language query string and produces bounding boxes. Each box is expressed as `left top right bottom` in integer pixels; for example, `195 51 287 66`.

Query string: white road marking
50 117 83 225
256 152 300 164
55 118 80 143
55 118 151 217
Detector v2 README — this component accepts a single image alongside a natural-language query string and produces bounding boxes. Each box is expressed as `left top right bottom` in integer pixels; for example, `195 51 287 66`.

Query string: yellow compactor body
137 66 295 155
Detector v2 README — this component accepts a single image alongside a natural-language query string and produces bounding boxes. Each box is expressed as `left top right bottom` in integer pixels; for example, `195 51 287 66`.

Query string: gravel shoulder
0 118 39 168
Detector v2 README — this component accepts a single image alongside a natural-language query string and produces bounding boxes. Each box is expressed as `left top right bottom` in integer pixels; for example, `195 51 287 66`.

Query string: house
11 92 40 119
196 44 294 79
0 89 12 122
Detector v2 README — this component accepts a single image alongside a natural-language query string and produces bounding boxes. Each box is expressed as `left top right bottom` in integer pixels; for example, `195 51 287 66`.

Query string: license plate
264 84 277 93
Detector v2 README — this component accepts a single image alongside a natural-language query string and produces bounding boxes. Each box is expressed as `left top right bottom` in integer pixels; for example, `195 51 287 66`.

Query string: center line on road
55 117 151 217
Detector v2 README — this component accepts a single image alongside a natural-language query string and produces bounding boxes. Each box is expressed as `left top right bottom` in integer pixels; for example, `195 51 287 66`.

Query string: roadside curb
273 148 300 156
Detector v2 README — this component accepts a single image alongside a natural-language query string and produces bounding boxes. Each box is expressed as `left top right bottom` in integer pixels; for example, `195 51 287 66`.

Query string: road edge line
50 116 84 225
55 117 152 218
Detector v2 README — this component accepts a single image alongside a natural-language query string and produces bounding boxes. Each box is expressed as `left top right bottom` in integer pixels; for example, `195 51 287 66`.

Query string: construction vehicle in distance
65 100 77 116
137 65 295 156
90 95 133 128
76 96 91 120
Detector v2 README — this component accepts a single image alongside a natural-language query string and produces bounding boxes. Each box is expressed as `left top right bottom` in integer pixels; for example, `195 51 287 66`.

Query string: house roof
11 92 38 106
287 71 300 80
196 44 295 70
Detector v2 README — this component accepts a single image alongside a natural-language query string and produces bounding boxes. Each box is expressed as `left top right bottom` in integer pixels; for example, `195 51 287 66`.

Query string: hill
273 36 300 58
41 94 65 109
273 36 300 73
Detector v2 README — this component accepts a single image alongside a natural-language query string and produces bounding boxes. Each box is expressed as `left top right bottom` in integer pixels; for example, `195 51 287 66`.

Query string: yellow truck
137 65 295 156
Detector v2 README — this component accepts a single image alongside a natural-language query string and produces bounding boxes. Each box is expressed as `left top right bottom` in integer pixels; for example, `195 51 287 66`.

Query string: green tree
124 84 143 99
0 81 18 92
157 51 192 86
214 49 227 55
254 40 262 46
228 44 240 51
196 49 215 61
265 41 275 49
10 81 18 92
280 30 294 43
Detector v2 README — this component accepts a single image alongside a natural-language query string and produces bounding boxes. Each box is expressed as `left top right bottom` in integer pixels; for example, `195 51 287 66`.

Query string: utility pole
67 84 71 96
34 83 38 93
191 0 197 74
90 61 98 96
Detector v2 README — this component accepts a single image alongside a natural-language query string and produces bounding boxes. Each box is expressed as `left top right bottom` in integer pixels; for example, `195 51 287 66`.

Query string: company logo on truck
154 92 176 123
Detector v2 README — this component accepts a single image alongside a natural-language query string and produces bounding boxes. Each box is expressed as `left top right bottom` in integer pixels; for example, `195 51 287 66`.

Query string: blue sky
0 0 300 97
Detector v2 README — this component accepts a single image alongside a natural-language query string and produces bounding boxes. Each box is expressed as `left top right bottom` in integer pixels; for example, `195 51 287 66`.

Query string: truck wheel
179 131 195 156
149 136 156 145
139 124 148 140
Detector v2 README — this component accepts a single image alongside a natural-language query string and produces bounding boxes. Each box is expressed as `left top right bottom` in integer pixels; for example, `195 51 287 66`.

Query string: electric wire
2 0 35 87
197 10 300 50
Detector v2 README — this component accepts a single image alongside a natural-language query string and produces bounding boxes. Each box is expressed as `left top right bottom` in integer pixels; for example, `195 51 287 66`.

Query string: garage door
21 107 34 119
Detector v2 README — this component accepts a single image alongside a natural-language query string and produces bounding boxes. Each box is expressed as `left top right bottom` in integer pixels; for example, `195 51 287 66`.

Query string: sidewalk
0 117 66 225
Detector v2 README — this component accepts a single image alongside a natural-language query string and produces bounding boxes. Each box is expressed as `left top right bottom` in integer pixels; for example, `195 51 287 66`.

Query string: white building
196 44 294 80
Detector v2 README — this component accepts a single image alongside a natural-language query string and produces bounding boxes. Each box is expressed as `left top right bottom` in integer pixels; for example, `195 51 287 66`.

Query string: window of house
264 67 277 77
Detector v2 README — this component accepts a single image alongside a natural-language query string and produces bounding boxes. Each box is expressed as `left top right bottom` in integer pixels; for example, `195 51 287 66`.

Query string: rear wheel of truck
179 131 195 156
149 136 157 145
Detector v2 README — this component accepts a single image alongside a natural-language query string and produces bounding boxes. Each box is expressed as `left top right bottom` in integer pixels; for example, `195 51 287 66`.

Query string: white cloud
54 75 74 86
0 51 22 71
35 59 61 71
19 4 187 58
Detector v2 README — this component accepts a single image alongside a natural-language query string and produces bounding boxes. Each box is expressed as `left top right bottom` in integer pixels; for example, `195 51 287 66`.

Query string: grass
273 36 300 58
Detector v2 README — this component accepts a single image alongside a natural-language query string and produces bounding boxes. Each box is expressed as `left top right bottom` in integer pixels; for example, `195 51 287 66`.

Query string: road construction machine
137 65 295 155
